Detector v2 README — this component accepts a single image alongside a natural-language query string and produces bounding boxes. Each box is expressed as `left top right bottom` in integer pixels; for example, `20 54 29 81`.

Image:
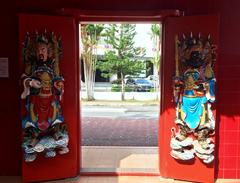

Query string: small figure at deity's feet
198 138 214 150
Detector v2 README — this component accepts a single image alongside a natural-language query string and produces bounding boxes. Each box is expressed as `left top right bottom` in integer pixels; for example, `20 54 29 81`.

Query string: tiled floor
45 177 240 183
81 146 159 173
1 147 240 183
1 176 240 183
46 176 190 183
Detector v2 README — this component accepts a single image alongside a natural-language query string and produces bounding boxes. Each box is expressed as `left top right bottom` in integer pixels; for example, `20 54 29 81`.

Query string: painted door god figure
21 31 69 162
170 33 217 164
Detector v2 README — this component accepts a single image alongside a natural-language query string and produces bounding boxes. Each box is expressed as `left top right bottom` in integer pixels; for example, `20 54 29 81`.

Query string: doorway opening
79 22 162 174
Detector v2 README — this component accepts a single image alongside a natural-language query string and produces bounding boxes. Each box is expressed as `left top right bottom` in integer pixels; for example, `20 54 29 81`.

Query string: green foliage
111 79 122 84
111 84 121 92
84 24 105 45
111 84 135 92
150 24 161 73
150 88 156 92
81 24 105 100
124 85 135 92
151 51 160 72
151 24 160 38
81 24 105 70
97 24 146 79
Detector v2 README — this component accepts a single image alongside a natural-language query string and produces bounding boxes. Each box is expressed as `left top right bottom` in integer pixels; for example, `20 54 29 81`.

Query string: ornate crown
177 32 217 69
35 32 49 45
23 30 62 76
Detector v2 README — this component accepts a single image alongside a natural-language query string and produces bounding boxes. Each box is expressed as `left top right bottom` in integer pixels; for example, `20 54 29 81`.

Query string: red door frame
59 9 182 176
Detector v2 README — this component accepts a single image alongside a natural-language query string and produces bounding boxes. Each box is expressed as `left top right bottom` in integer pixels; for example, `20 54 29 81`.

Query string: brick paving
81 117 158 146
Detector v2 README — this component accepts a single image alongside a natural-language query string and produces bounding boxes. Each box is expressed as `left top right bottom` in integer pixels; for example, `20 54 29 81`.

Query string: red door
159 15 219 183
19 14 80 182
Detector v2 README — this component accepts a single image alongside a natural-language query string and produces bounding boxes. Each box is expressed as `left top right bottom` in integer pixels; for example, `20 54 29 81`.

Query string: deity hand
21 78 41 99
194 83 204 90
173 77 183 104
54 80 64 94
30 79 42 89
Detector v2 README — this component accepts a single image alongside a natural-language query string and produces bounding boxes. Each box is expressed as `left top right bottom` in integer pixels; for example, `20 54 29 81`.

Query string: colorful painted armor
170 33 217 164
21 31 69 162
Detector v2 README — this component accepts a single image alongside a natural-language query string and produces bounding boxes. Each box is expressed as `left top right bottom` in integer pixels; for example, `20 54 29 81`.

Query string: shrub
124 85 135 92
111 84 121 92
111 84 135 92
150 88 156 92
111 79 122 84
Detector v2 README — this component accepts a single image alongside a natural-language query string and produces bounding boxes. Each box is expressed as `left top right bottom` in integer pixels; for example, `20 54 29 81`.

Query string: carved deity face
36 43 48 62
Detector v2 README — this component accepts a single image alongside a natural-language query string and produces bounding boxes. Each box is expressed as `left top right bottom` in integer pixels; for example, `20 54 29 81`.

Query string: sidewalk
81 146 158 172
81 91 160 101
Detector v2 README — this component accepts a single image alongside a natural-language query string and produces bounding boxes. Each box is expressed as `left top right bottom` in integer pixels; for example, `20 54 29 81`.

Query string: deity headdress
176 32 217 75
23 29 62 76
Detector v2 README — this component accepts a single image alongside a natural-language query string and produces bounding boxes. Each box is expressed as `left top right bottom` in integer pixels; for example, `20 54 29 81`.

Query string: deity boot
30 137 39 146
23 137 40 154
171 125 188 141
193 140 214 155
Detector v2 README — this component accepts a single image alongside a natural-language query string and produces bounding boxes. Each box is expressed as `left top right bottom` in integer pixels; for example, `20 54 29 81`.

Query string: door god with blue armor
170 33 217 164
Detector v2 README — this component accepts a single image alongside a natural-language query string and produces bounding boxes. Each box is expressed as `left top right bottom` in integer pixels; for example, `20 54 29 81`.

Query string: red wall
16 0 218 12
216 0 240 179
0 1 21 176
0 0 240 179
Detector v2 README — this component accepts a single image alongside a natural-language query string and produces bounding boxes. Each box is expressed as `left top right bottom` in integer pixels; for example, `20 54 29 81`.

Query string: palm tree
150 24 161 93
150 24 161 72
81 24 104 101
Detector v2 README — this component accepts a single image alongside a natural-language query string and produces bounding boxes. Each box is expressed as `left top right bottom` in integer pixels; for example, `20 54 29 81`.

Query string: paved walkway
81 101 159 146
82 117 158 146
81 146 158 171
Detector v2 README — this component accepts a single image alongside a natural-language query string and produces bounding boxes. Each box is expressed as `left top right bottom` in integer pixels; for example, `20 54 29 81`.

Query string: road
81 105 159 146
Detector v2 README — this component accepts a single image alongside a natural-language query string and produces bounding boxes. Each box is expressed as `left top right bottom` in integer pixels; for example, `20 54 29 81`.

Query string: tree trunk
81 25 96 101
83 52 95 101
121 73 124 101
